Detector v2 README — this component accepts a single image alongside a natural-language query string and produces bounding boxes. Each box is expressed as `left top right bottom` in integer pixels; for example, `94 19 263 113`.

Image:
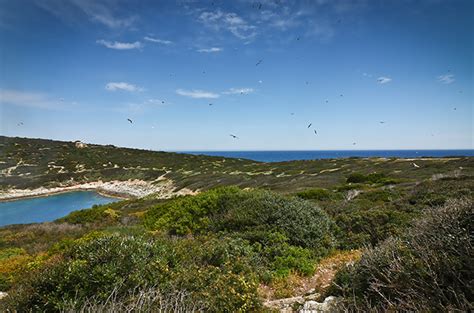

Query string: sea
184 150 474 163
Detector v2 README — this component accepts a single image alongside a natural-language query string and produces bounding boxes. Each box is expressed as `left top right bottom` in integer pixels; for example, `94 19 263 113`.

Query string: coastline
0 179 196 202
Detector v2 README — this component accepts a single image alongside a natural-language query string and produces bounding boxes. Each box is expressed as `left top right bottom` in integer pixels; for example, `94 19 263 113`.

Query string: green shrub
143 186 241 235
346 172 397 185
296 188 338 201
57 204 120 225
208 189 337 256
145 187 337 257
1 233 262 312
330 198 473 311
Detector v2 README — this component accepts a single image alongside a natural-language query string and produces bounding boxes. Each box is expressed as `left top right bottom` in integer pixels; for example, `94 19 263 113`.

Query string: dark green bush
330 198 473 311
346 172 397 185
143 186 241 235
296 188 339 201
145 187 337 257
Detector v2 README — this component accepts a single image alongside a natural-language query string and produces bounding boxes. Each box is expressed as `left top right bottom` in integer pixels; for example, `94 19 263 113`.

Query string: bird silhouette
314 130 318 135
412 162 420 168
230 134 239 139
379 121 386 124
17 122 23 126
307 123 312 128
256 59 263 66
127 118 133 124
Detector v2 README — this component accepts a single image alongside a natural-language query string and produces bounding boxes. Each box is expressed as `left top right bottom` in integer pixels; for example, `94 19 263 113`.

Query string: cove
0 191 119 227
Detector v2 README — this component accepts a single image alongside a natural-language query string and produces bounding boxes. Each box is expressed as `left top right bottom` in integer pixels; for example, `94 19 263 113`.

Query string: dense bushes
296 188 339 201
2 188 338 312
2 233 261 312
330 198 473 311
346 172 398 185
144 187 336 255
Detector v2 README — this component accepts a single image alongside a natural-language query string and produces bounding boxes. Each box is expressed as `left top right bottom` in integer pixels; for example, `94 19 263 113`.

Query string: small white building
74 140 88 149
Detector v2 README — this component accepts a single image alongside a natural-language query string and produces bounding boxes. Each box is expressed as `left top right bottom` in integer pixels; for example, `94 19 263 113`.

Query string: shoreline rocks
0 179 196 201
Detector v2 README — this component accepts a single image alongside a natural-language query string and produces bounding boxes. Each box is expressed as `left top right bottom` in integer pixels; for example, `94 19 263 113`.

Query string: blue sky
0 0 472 150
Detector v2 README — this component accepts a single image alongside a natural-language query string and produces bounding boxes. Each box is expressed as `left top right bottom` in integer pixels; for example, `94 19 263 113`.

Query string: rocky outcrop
264 295 339 312
0 291 7 300
300 296 338 313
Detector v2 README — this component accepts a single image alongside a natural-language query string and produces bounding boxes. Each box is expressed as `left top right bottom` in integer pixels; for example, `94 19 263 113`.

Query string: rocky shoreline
0 179 196 201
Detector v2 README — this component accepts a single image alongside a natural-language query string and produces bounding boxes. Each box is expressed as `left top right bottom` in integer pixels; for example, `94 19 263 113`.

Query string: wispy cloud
105 82 144 92
144 36 173 45
35 0 137 29
199 10 257 40
0 89 64 109
222 87 254 95
437 74 455 84
97 40 142 50
377 76 392 84
197 47 223 53
176 89 220 99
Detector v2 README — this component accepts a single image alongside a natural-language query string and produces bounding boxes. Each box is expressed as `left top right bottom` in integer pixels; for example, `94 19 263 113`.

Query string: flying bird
127 118 133 124
352 142 356 145
209 103 213 106
379 121 386 124
325 100 329 103
412 162 420 168
296 36 300 41
256 59 263 66
290 113 295 115
17 122 23 126
258 3 262 9
307 123 312 128
340 94 343 97
230 134 239 139
314 130 318 135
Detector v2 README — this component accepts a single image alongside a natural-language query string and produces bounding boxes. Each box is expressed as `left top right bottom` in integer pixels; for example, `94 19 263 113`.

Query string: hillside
0 136 473 312
1 136 472 195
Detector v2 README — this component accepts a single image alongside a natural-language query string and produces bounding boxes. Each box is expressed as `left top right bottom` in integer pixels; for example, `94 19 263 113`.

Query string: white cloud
176 89 220 99
0 89 63 109
199 10 257 40
35 0 137 29
197 47 223 53
144 36 173 45
105 82 144 92
222 87 254 95
437 74 455 84
377 76 392 84
96 39 142 50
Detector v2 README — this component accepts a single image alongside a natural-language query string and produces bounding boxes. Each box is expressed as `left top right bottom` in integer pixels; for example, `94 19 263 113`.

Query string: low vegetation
329 198 473 311
0 137 473 311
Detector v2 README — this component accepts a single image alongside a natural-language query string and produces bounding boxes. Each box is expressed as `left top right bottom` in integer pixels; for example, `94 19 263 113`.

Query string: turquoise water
0 191 119 227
